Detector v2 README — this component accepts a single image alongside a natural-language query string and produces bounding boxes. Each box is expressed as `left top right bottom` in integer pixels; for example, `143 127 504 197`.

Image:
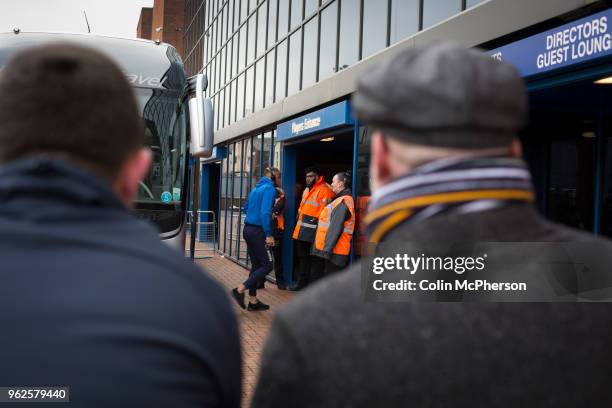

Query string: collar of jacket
312 176 326 190
0 156 125 212
256 176 274 188
365 156 534 243
334 188 352 200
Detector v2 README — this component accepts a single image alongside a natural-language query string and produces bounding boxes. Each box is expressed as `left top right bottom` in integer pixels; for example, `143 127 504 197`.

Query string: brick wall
147 0 185 57
136 7 153 40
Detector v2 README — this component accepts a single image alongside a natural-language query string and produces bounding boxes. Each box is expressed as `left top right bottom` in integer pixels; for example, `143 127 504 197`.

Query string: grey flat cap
352 42 527 148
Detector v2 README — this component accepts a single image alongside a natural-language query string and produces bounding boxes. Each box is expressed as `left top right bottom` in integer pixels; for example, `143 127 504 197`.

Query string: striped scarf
365 157 535 243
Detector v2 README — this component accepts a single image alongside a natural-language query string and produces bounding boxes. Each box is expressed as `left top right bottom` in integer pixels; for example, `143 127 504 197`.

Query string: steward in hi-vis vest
291 167 335 290
292 175 335 243
312 192 355 266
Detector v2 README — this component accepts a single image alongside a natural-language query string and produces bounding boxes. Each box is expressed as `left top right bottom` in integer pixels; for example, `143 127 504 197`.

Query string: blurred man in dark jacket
252 43 612 408
0 44 240 408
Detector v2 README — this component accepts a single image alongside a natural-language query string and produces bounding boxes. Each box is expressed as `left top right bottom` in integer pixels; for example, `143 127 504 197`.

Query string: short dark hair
304 166 319 176
335 171 352 189
0 43 144 181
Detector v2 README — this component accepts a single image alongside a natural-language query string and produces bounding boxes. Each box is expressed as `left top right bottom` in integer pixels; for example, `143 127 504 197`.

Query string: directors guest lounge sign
488 9 612 77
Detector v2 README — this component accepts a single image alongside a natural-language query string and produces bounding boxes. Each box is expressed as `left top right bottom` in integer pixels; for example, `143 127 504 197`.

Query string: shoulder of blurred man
253 203 612 407
0 160 241 408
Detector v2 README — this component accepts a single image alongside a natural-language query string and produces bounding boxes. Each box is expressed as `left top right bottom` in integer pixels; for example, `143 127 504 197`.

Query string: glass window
265 50 276 107
263 131 273 171
245 66 254 116
254 58 265 112
240 0 248 23
210 57 216 93
230 140 244 257
214 94 219 131
338 0 359 71
220 143 232 253
268 0 278 47
252 134 263 188
232 34 239 76
236 73 245 120
278 0 289 37
319 1 337 80
225 39 233 83
287 29 302 96
302 17 317 89
239 24 247 69
362 0 387 59
423 0 461 29
228 0 235 33
291 0 303 29
273 138 283 170
276 39 288 100
224 84 231 127
218 88 225 129
390 0 418 44
305 0 318 16
219 47 226 89
466 0 484 8
229 79 236 124
257 2 267 57
220 5 227 45
213 19 218 55
237 137 252 262
247 14 257 63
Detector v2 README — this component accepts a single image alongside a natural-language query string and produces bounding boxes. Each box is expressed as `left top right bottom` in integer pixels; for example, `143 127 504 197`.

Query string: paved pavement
196 255 295 407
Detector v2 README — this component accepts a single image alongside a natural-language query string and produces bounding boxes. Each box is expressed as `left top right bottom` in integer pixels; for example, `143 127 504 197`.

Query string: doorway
522 73 612 237
280 129 355 285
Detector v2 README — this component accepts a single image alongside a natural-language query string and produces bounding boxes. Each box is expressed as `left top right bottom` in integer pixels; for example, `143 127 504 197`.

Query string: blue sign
487 9 612 77
276 100 354 141
161 191 172 203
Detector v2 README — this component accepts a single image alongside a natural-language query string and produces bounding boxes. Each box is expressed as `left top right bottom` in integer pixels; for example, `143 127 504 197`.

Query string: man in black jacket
0 44 240 407
252 43 612 407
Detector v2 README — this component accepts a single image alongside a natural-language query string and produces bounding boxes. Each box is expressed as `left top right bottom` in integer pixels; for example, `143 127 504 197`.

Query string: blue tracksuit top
244 176 276 237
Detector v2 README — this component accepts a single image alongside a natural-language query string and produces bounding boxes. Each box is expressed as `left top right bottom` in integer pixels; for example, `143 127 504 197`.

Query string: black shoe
247 300 270 311
277 284 287 290
231 288 245 309
289 285 304 292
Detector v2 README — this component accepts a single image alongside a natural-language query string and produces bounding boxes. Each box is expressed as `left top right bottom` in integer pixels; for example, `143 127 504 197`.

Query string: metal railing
185 210 216 259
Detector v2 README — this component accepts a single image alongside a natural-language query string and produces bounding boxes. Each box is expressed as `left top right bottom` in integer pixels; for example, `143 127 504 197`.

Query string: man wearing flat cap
252 42 612 407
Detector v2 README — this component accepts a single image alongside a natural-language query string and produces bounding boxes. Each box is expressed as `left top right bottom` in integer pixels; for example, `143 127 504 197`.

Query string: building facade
185 0 612 281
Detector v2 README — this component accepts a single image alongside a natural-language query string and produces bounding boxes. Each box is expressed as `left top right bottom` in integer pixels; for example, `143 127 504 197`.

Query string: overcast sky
0 0 154 39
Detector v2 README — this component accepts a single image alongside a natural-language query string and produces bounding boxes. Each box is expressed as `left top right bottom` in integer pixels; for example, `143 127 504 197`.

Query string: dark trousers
243 224 273 296
295 240 324 287
273 235 284 287
325 259 344 276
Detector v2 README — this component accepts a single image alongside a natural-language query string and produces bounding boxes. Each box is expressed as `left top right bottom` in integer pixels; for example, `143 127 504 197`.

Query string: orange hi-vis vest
292 176 335 243
312 195 355 265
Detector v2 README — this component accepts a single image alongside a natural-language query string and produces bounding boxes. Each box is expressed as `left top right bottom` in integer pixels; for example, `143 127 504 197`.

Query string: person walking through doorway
231 168 276 311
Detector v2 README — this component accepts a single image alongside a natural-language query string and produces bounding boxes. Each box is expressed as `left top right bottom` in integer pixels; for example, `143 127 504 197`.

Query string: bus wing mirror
188 74 214 158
